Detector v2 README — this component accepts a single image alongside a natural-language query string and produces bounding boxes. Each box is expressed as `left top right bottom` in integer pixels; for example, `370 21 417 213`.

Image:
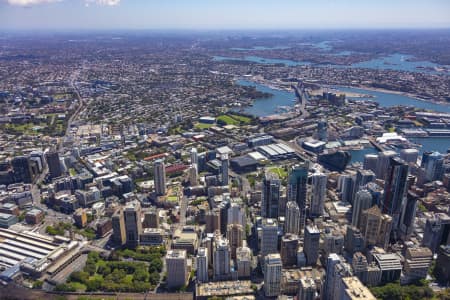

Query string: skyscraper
188 164 198 185
124 200 142 248
45 151 63 179
422 213 450 253
382 157 409 234
280 234 299 267
359 205 392 249
227 201 246 227
400 149 419 164
288 162 309 233
166 249 188 288
310 172 327 217
352 169 375 203
190 147 198 167
352 190 373 228
196 247 208 282
221 154 229 186
399 191 418 240
261 218 278 256
262 171 281 218
264 253 282 297
285 201 300 235
317 119 328 142
236 246 252 278
112 208 126 245
213 236 231 280
11 156 34 183
424 152 444 182
339 174 354 203
304 224 320 266
363 154 378 173
154 159 166 196
376 150 397 180
324 253 342 300
226 223 244 259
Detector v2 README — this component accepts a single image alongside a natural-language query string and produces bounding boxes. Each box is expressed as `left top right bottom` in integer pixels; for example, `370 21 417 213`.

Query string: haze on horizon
0 0 449 31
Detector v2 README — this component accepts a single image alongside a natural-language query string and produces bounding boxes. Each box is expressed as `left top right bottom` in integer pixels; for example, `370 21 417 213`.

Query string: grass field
195 122 215 129
217 113 252 126
268 166 288 179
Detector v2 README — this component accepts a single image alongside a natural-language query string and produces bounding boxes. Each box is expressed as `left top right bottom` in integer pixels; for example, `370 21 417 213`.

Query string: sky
0 0 449 30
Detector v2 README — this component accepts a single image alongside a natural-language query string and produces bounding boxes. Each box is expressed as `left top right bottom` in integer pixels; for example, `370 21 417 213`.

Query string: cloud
85 0 120 6
7 0 61 6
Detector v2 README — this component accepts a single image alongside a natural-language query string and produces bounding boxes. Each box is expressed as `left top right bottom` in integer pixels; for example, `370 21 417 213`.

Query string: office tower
190 147 198 167
435 245 450 285
236 246 252 278
351 190 373 228
403 247 433 283
399 191 418 240
323 229 344 257
227 202 246 227
219 199 230 234
317 119 328 141
373 253 402 283
124 200 142 248
285 201 300 235
359 205 392 249
339 174 354 203
11 156 34 183
363 154 378 173
264 253 282 297
288 162 309 233
196 247 208 283
324 253 341 300
213 236 231 280
352 169 375 203
400 149 419 164
382 157 409 234
46 151 63 179
221 154 229 186
304 224 320 266
143 207 159 228
422 213 450 253
299 277 317 300
280 234 299 267
166 249 188 288
352 252 368 283
340 277 376 300
205 209 221 233
261 218 278 256
227 223 244 259
112 208 126 245
365 182 384 207
310 172 327 217
262 171 281 218
154 159 166 196
421 151 432 167
345 226 364 255
376 150 397 180
424 151 444 182
188 164 198 185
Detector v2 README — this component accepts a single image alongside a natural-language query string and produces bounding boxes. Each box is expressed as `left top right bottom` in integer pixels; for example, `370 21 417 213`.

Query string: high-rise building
188 164 198 185
359 205 392 249
46 151 63 179
399 191 418 240
382 157 409 234
262 171 281 218
190 147 198 167
324 253 353 300
400 149 419 164
363 154 378 173
261 218 278 256
196 247 209 283
344 226 364 255
352 169 375 203
219 199 230 235
403 247 433 283
166 249 188 288
422 213 450 253
285 201 300 235
352 252 368 283
227 223 244 259
339 174 354 203
280 234 299 267
11 156 34 183
236 246 252 278
435 245 450 285
221 154 229 186
264 253 282 297
142 207 159 228
352 190 373 228
124 200 142 248
298 277 317 300
317 119 328 141
288 162 309 233
154 159 166 196
340 277 376 300
112 208 126 245
376 150 397 180
227 201 246 227
323 229 344 257
310 172 327 217
373 253 402 283
213 236 231 280
205 209 221 234
304 224 320 266
424 152 444 182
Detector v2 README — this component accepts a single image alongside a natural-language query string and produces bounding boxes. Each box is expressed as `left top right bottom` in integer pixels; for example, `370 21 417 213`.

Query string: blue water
409 137 450 155
214 55 310 66
237 79 296 117
214 53 449 75
333 86 450 113
349 147 378 164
